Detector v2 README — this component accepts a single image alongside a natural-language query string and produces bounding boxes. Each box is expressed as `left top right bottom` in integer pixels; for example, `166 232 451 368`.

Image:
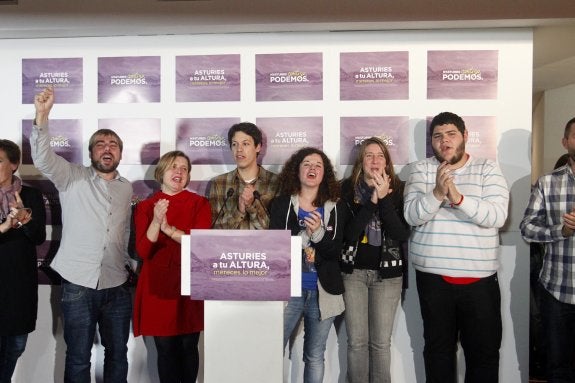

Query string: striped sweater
403 156 509 278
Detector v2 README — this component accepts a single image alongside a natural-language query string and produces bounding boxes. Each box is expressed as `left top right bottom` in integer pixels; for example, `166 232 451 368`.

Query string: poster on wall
37 240 62 285
22 179 62 227
425 115 498 161
21 119 83 165
98 56 161 103
340 116 410 166
98 118 161 165
256 117 323 165
427 50 498 99
188 180 210 198
255 53 323 101
176 118 239 165
340 51 409 100
189 229 292 301
176 54 241 102
22 58 83 104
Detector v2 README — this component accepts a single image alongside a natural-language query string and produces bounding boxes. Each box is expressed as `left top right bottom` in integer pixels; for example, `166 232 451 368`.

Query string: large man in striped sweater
404 112 509 383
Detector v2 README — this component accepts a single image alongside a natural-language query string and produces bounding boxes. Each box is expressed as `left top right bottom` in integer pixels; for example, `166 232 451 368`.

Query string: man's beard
434 142 465 165
91 159 119 174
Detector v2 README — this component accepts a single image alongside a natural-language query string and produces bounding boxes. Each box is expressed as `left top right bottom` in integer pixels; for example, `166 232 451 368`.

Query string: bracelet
450 194 464 208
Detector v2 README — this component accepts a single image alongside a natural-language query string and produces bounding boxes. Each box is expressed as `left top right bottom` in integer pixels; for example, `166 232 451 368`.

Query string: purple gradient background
256 53 323 101
189 230 292 301
425 115 498 161
98 56 161 103
340 116 410 165
256 117 323 165
340 51 409 100
22 58 83 104
427 50 498 99
21 119 83 164
176 54 241 102
176 118 239 165
98 118 160 165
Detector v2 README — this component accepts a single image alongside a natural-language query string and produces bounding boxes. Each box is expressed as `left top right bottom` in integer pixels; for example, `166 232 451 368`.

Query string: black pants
154 333 200 383
416 271 502 383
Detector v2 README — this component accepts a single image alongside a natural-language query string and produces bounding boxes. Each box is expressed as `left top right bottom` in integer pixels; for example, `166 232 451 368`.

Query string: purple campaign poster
340 51 409 100
37 240 61 285
21 119 83 165
256 117 323 165
256 53 323 101
98 118 161 165
98 56 161 103
189 230 292 301
22 58 83 104
22 179 61 226
187 180 210 199
176 54 241 102
340 116 410 166
176 118 239 165
425 116 498 161
131 180 160 205
427 50 498 99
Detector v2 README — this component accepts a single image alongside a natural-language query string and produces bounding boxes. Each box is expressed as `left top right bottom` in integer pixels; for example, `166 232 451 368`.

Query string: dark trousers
416 271 502 383
0 334 28 383
539 283 575 383
154 333 200 383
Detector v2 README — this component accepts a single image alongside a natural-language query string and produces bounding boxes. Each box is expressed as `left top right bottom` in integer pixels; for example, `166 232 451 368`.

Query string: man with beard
403 112 509 383
521 117 575 383
30 87 133 383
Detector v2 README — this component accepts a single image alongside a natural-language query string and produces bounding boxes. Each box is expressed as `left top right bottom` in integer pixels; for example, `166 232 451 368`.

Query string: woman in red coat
133 150 211 383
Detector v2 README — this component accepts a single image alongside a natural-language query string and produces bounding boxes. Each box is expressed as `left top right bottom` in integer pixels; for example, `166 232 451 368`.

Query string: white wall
544 83 575 172
0 29 532 382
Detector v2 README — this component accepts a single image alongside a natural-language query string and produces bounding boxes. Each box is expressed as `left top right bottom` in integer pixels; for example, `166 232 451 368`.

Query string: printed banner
21 119 83 165
427 50 498 99
176 118 239 165
176 54 241 102
37 240 62 285
98 56 161 103
187 180 210 198
22 179 62 227
22 58 83 104
189 230 292 301
340 51 409 100
340 116 410 166
256 53 323 101
98 118 161 165
426 116 498 161
256 117 323 165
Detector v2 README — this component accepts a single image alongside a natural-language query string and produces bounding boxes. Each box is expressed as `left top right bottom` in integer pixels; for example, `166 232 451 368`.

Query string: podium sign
182 229 295 301
181 230 301 383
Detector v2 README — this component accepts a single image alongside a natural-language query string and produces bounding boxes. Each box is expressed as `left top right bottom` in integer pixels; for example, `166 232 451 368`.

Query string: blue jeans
539 283 575 383
416 271 501 383
284 290 335 383
343 271 402 383
61 281 132 383
0 334 28 383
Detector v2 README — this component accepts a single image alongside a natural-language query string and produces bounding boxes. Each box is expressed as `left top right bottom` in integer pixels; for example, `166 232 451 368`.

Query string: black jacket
340 178 410 275
269 195 346 295
0 185 47 335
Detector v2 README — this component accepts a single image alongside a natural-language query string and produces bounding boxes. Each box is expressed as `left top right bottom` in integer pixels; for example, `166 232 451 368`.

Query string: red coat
133 190 211 336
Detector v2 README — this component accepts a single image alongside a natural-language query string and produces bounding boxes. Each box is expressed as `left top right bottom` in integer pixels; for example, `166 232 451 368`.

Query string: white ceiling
1 0 575 95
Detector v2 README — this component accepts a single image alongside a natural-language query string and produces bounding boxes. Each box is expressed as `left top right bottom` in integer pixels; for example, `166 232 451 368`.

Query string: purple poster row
22 50 498 103
20 115 497 168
